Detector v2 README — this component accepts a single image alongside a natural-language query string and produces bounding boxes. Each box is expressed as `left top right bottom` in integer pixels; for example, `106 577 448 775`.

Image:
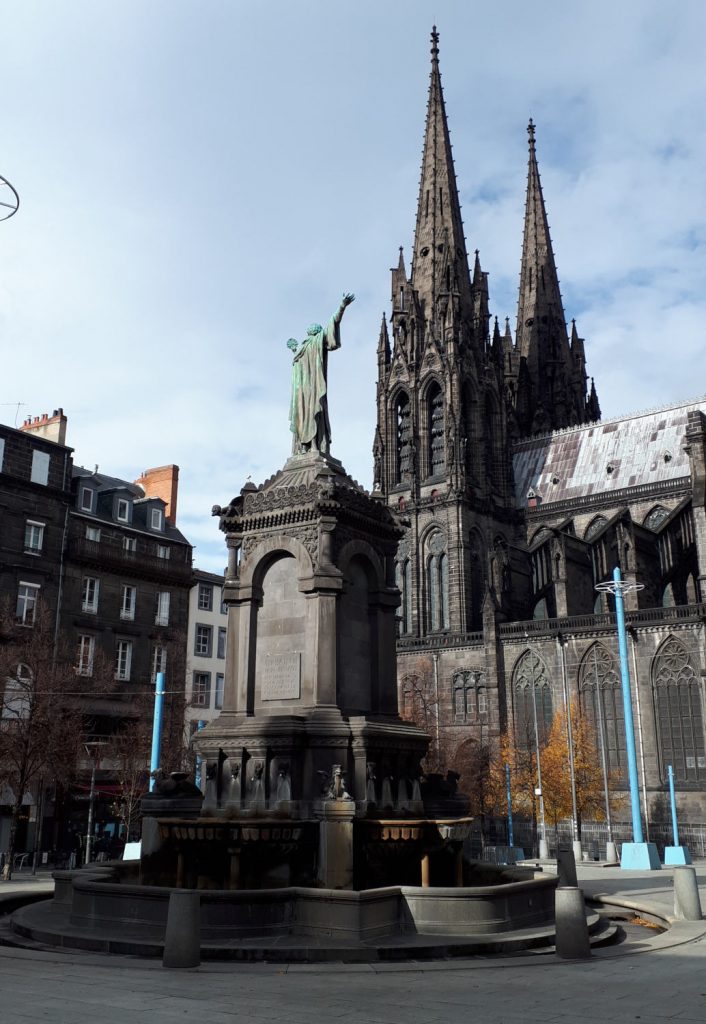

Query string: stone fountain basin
11 861 559 957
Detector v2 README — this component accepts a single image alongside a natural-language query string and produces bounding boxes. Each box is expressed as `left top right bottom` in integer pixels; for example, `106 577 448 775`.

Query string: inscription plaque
261 652 301 701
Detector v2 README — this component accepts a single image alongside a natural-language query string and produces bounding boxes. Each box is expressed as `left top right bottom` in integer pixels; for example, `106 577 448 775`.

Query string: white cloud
2 1 706 571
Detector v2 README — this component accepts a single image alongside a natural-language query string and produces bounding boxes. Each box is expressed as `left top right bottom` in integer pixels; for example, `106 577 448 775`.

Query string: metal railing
68 536 193 583
465 816 706 859
499 603 706 640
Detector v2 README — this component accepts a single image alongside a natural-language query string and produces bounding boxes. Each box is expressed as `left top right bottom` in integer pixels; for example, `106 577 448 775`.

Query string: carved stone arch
529 526 552 548
337 539 385 593
643 505 670 531
584 515 607 541
241 534 314 589
651 635 706 783
511 649 553 749
578 642 625 779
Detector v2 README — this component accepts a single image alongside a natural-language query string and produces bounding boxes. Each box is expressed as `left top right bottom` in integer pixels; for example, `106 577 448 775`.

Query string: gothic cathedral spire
410 26 473 326
514 120 598 433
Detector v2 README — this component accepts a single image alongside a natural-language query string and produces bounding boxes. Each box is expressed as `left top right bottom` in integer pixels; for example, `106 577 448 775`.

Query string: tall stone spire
514 120 595 433
410 27 473 323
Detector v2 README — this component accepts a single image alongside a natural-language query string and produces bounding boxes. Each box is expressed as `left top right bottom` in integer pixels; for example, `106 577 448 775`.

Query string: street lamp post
557 636 581 862
664 763 692 865
591 646 617 863
595 567 660 869
84 742 105 866
526 648 549 860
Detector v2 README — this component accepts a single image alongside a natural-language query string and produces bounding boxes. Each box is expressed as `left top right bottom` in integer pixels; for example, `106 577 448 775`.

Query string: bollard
605 841 618 864
672 866 703 922
557 843 578 888
162 891 201 968
555 886 591 959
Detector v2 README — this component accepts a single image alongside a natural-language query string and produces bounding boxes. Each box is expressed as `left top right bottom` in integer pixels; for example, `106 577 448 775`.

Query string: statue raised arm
288 292 355 455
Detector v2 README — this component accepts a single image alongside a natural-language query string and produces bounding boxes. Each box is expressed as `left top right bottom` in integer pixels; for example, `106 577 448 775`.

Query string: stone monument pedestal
315 799 356 889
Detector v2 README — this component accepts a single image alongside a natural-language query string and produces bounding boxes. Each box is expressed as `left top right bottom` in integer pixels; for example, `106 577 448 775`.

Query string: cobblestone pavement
0 863 704 1024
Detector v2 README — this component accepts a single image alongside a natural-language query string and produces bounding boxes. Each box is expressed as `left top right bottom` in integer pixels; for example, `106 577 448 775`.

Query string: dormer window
151 508 163 531
117 498 130 523
80 487 94 512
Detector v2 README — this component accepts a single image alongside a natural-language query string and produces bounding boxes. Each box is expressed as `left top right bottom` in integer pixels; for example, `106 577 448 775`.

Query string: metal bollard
162 891 201 968
555 885 591 959
673 866 703 922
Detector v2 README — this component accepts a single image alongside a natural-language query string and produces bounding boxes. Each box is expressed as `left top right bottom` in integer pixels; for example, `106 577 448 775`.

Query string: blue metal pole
194 719 206 790
149 671 165 793
506 763 514 848
612 566 644 843
667 764 680 847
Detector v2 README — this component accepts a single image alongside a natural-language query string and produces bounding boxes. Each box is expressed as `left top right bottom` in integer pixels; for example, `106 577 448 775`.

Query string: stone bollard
673 866 703 922
162 891 201 969
555 886 591 959
557 843 578 888
605 841 619 864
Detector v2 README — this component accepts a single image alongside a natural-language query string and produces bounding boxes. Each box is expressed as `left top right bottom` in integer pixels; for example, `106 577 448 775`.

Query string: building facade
1 412 193 856
186 569 228 733
378 31 706 821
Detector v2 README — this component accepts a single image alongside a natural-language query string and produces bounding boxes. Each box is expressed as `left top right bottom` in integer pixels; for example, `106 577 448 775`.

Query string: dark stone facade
0 418 193 850
378 32 706 821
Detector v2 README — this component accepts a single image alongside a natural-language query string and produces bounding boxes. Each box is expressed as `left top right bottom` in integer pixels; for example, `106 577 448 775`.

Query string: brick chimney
20 408 67 446
134 464 179 526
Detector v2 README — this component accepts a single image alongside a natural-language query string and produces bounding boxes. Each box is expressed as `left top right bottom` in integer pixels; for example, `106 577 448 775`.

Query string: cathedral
374 30 706 821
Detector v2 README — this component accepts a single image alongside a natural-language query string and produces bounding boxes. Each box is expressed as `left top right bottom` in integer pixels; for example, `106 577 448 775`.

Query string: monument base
664 845 692 865
619 842 661 870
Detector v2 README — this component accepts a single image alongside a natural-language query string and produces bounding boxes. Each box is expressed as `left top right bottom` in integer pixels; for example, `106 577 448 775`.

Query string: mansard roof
512 395 706 508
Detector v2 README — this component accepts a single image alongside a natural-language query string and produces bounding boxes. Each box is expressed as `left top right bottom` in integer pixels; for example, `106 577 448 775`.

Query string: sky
2 1 706 572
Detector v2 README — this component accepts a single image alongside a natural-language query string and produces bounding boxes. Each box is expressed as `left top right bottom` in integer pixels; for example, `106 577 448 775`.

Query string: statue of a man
288 292 355 454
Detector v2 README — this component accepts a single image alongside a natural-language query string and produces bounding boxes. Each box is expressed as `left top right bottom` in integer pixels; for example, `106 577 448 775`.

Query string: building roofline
513 393 706 451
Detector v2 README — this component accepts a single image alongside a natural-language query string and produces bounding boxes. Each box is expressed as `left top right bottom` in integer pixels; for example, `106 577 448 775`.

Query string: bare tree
0 602 94 879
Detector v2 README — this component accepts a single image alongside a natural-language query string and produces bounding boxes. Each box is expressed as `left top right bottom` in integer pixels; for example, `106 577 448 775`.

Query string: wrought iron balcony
67 535 193 585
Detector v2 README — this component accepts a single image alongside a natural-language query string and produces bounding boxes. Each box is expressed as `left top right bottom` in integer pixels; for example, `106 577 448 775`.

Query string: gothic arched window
512 650 553 749
584 515 608 541
394 392 412 483
578 643 625 782
644 506 670 531
425 381 445 478
426 530 449 632
652 637 706 783
452 670 487 723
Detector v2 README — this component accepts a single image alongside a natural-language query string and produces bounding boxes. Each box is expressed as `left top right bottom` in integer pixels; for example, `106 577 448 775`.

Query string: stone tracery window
652 636 706 783
512 650 553 749
395 392 412 483
644 505 670 531
584 515 608 541
453 670 487 723
578 643 626 782
426 381 445 478
427 530 449 632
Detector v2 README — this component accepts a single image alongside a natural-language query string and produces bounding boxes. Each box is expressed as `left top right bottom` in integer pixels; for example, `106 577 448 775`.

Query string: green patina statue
288 292 355 455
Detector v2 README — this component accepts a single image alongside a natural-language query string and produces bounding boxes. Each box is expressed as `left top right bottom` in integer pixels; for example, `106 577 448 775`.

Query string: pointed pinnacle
527 118 536 150
431 25 439 64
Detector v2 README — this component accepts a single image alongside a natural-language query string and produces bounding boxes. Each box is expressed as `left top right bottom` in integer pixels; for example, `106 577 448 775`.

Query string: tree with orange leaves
533 701 622 833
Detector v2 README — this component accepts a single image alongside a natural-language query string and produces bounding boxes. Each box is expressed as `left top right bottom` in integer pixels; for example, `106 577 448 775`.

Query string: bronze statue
288 292 355 454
